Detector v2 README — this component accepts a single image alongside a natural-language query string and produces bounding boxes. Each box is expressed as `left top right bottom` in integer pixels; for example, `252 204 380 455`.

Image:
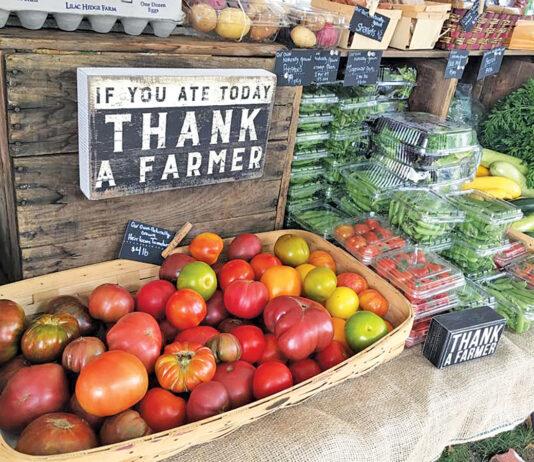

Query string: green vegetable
291 205 347 238
480 148 528 174
509 197 534 214
441 242 496 277
511 212 534 233
325 130 369 161
489 161 534 198
455 281 496 310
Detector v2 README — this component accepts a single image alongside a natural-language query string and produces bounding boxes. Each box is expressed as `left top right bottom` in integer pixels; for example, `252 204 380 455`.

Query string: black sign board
275 50 315 86
312 50 341 84
477 47 506 80
444 49 469 79
119 220 174 265
349 6 390 42
77 68 276 200
460 0 485 32
344 50 383 86
422 306 505 369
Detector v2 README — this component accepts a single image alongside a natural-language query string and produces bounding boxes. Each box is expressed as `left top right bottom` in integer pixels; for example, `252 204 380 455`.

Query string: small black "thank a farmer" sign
77 68 277 200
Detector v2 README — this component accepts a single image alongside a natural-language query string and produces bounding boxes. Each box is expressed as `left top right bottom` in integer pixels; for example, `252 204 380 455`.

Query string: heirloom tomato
206 333 242 363
260 266 301 299
88 283 134 322
0 299 26 364
136 280 176 321
258 333 286 364
203 290 228 326
289 359 321 384
231 325 266 363
218 259 255 291
308 250 336 272
69 394 104 430
166 289 207 330
217 317 247 333
76 350 148 417
155 341 216 393
159 319 179 345
159 253 196 283
345 311 388 353
303 267 337 302
253 362 293 400
0 363 69 432
21 313 80 363
139 388 186 432
274 234 310 267
0 356 29 393
186 381 230 423
384 320 394 332
175 325 219 345
16 413 97 456
211 261 224 276
213 361 255 408
46 295 97 336
62 336 106 373
316 341 351 371
189 232 224 265
250 253 282 279
100 410 152 445
325 287 359 319
337 272 368 294
331 317 349 349
263 296 334 361
295 263 315 283
227 233 262 261
106 312 163 373
224 280 269 319
176 261 217 301
359 289 388 318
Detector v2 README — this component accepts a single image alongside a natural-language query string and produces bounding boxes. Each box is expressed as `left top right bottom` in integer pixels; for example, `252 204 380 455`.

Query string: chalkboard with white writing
477 47 506 80
349 6 390 42
444 49 469 80
275 50 315 86
312 50 341 84
344 50 383 86
119 220 174 265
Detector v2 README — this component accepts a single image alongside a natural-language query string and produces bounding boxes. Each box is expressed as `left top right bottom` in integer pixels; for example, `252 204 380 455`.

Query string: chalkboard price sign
312 50 341 84
119 220 174 265
275 50 315 86
444 50 469 80
349 6 390 42
344 50 383 86
477 47 506 80
460 0 485 32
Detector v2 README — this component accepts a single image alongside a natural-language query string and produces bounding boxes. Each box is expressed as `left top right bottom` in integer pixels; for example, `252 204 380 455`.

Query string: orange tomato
337 272 368 294
295 263 316 283
260 266 301 299
331 317 349 350
308 250 336 272
189 233 224 265
358 289 388 318
384 320 393 333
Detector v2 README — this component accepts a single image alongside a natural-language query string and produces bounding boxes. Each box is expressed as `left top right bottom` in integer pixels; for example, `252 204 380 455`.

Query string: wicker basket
436 1 523 50
0 229 413 462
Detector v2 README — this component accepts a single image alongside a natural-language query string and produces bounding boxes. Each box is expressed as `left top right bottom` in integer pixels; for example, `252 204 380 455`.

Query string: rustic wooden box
0 29 301 281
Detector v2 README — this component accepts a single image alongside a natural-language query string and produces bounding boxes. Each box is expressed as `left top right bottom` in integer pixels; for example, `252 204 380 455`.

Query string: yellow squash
476 165 490 177
462 176 522 200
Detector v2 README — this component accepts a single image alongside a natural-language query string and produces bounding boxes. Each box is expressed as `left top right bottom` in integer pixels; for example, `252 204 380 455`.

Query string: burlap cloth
166 329 534 462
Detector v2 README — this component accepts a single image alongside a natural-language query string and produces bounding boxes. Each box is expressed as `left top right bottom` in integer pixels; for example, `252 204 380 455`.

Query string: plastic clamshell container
324 158 356 185
447 189 523 245
300 88 339 113
376 82 416 101
456 280 497 310
410 291 460 321
295 129 330 150
292 147 329 168
185 0 289 43
289 202 348 239
332 215 409 265
290 165 325 186
325 127 370 160
329 99 378 131
298 112 334 131
288 181 325 201
372 100 408 116
494 241 529 268
329 193 366 217
342 162 410 213
405 317 431 347
379 64 418 83
372 245 466 299
505 255 534 288
286 197 324 214
388 189 465 244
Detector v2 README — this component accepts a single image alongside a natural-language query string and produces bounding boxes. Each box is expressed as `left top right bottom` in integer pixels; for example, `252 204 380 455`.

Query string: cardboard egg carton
0 0 185 37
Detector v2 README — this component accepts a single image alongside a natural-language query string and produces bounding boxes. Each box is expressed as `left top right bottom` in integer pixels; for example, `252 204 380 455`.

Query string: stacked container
288 202 348 239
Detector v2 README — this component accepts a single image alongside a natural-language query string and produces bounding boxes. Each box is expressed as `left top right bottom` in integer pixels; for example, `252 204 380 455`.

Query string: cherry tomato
253 362 293 400
316 341 351 371
231 325 266 363
288 359 320 384
308 250 337 273
136 280 176 321
346 235 367 255
333 224 354 243
165 289 207 330
213 361 255 409
258 333 286 364
138 387 186 432
337 272 368 295
88 284 134 323
175 326 219 345
250 253 282 280
260 266 301 299
365 219 379 230
218 259 255 291
353 223 370 235
375 259 396 278
365 232 380 244
189 233 224 265
358 289 388 318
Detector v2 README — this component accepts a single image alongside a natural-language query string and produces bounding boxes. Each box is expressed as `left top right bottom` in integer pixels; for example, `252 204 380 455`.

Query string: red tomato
231 325 266 363
0 356 29 393
218 259 255 291
158 319 179 345
289 359 321 384
46 296 97 336
16 413 97 455
88 284 134 323
211 261 224 276
213 361 255 409
100 410 151 445
227 233 263 261
365 232 380 244
175 326 219 345
354 223 370 235
69 394 103 430
253 362 293 400
259 333 286 364
189 233 224 265
333 224 354 243
203 290 228 326
250 253 282 280
384 320 394 332
375 227 393 239
136 280 176 321
139 387 186 432
224 280 269 319
308 250 337 272
375 258 396 277
337 272 368 294
0 364 69 432
159 254 196 283
0 300 26 364
217 317 247 333
186 381 230 423
62 336 106 374
76 350 148 417
165 289 207 330
316 341 351 371
365 219 379 230
106 312 163 373
359 289 388 318
346 235 367 254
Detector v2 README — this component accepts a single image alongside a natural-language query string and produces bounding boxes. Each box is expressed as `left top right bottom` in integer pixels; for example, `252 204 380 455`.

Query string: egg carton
0 0 185 37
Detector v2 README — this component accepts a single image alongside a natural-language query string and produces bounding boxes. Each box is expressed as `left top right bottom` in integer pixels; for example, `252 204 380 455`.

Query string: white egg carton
0 0 185 37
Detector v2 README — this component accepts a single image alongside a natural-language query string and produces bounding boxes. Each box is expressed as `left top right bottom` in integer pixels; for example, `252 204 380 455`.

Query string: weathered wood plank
21 211 277 278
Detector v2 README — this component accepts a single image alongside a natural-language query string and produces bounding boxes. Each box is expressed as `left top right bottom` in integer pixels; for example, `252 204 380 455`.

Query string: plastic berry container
329 193 366 217
300 87 339 114
288 181 324 201
405 318 432 348
409 291 461 321
505 255 534 288
289 202 348 239
494 241 529 268
324 158 356 185
295 129 330 151
289 165 325 186
332 215 409 265
292 146 329 169
456 280 497 310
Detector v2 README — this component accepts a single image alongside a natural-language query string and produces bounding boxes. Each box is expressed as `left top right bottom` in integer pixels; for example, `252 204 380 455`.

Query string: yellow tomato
325 287 359 319
296 264 316 283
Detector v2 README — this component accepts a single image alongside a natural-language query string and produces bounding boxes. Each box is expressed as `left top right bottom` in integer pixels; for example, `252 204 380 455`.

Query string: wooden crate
0 30 300 281
0 229 414 462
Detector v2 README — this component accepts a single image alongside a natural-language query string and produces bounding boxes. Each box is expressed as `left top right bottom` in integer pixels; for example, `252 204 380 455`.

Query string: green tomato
345 311 388 353
303 267 337 302
274 234 310 267
176 261 217 301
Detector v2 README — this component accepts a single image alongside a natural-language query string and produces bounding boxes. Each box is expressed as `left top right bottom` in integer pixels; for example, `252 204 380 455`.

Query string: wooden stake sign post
77 68 277 200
